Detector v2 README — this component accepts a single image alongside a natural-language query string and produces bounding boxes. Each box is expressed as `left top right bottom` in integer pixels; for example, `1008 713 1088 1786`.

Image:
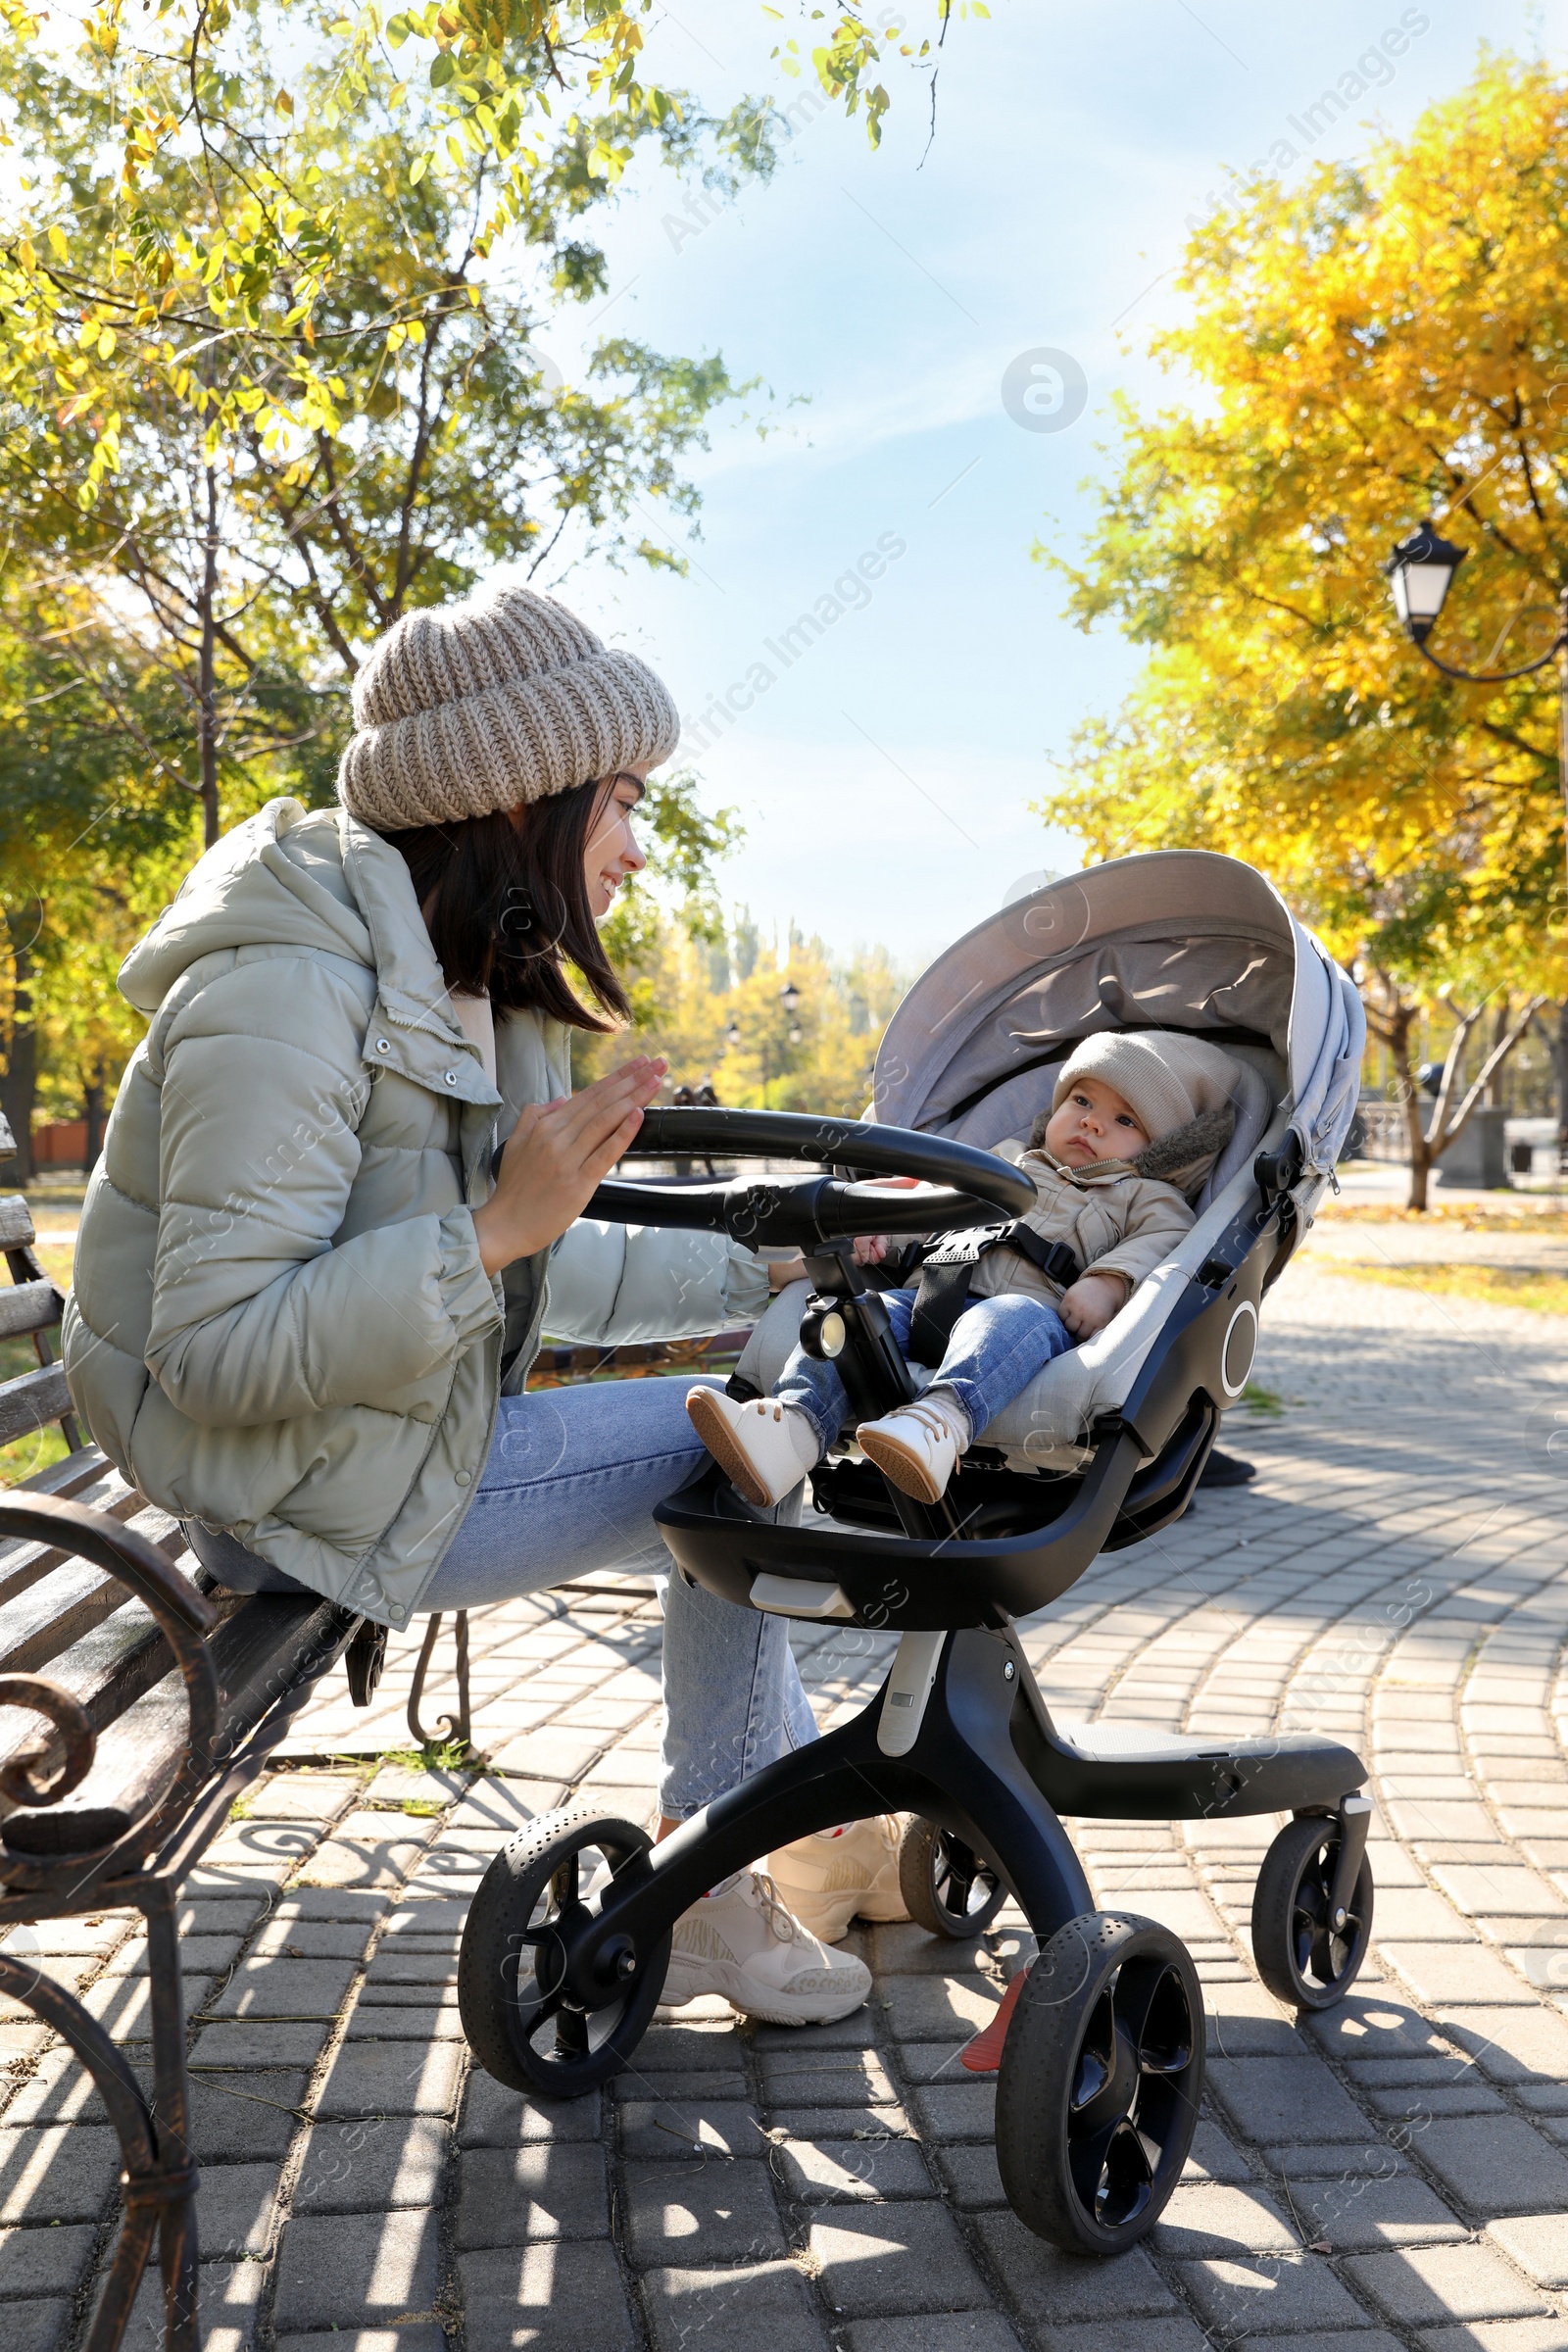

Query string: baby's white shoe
686 1387 820 1507
857 1389 971 1503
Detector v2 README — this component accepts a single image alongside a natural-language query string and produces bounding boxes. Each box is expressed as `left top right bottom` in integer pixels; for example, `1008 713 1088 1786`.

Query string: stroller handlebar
625 1105 1029 1195
623 1107 1034 1206
576 1107 1036 1249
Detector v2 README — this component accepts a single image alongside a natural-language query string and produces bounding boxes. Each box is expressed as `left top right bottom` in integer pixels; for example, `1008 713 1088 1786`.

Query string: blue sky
522 0 1568 972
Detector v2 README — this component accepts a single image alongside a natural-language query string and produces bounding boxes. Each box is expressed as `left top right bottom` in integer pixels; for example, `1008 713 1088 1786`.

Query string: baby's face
1044 1076 1150 1166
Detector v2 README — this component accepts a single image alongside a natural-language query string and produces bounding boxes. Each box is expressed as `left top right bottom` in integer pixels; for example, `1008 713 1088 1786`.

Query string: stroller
458 850 1371 2255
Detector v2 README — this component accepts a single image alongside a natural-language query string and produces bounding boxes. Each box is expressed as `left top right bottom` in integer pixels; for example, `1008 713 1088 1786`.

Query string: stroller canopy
873 851 1363 1190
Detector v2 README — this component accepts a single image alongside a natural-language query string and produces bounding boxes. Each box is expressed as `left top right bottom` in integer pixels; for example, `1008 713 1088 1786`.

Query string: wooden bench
0 1189 747 2346
0 1189 391 2352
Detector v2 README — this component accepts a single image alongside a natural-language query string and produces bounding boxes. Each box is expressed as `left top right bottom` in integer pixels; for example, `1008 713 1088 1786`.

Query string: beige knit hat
336 584 681 829
1052 1029 1244 1145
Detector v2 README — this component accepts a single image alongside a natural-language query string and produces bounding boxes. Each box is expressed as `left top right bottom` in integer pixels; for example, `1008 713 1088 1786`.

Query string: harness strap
908 1223 1081 1366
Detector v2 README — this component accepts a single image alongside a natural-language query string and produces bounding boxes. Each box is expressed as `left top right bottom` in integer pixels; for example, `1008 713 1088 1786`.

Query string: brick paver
6 1247 1568 2345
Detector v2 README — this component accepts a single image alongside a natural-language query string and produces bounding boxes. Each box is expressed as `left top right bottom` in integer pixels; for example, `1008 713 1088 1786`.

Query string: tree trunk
1381 998 1433 1210
1485 997 1510 1109
1558 1001 1568 1173
199 465 220 849
83 1062 106 1171
1 907 40 1188
1406 1132 1431 1212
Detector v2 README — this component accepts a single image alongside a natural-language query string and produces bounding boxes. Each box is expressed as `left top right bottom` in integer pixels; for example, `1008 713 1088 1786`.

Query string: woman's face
583 765 649 921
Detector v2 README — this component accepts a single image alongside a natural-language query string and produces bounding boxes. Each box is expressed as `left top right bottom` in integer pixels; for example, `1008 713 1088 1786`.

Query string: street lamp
721 987 806 1108
1384 523 1466 643
1384 521 1567 682
1385 519 1568 894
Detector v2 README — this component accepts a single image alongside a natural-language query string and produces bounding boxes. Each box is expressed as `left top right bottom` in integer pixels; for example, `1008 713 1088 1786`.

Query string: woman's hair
377 774 632 1032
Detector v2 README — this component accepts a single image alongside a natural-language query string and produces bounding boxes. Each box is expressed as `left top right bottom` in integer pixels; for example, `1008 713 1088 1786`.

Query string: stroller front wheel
898 1818 1006 1938
995 1911 1203 2254
1251 1813 1374 2011
458 1808 670 2098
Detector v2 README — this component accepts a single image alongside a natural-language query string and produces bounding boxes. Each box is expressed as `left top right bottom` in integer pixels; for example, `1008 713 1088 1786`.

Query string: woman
63 584 902 2025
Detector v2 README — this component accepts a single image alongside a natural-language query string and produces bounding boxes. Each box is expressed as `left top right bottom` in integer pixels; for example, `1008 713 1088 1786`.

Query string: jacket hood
122 799 412 1017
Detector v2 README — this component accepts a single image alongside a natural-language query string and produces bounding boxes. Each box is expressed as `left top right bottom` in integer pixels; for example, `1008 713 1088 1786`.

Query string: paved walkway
7 1251 1568 2350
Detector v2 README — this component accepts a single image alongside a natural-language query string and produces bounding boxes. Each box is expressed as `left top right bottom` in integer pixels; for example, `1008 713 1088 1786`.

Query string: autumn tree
576 893 906 1118
0 0 789 848
1038 50 1568 1201
0 627 203 1174
0 0 971 1158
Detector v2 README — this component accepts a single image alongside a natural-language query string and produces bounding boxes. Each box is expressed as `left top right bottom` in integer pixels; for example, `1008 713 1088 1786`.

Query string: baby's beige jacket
966 1149 1198 1309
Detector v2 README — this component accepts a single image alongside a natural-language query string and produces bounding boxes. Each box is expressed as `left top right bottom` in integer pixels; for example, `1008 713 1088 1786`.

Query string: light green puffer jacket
62 798 768 1629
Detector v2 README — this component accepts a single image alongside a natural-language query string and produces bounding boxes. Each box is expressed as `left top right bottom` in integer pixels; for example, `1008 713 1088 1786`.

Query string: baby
687 1030 1244 1507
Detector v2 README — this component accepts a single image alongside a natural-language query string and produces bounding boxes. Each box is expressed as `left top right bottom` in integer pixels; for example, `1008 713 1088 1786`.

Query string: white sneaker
857 1390 970 1503
767 1815 910 1942
662 1869 872 2026
686 1387 819 1508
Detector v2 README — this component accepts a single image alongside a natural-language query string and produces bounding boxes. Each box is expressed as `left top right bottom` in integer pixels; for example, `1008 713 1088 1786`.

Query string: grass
0 1244 77 1487
1319 1260 1568 1314
374 1739 476 1776
1241 1381 1287 1417
1317 1200 1568 1229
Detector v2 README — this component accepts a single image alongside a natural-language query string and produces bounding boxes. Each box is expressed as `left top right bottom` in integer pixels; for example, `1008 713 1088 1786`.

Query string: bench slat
17 1444 118 1501
1 1589 352 1857
1 1674 192 1855
0 1579 249 1796
0 1472 146 1610
0 1282 62 1343
0 1506 191 1679
0 1366 74 1446
0 1196 36 1250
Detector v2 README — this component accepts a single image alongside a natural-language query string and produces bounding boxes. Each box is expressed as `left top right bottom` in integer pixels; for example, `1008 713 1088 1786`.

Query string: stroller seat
455 851 1372 2264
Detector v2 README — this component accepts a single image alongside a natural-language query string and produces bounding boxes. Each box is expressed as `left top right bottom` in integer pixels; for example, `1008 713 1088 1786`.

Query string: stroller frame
460 1072 1372 2256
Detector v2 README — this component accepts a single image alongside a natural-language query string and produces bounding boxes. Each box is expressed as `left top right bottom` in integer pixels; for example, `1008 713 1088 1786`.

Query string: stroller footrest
1056 1722 1273 1762
1032 1719 1366 1822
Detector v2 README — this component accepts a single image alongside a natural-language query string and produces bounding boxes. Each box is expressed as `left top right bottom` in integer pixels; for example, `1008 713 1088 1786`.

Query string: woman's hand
1058 1269 1129 1338
472 1056 667 1277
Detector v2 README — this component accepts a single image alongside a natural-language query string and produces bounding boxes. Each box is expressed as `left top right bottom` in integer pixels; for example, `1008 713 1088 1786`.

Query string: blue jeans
777 1286 1075 1453
422 1376 816 1820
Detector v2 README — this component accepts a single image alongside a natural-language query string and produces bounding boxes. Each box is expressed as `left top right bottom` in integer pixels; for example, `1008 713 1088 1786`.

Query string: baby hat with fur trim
1051 1029 1244 1145
337 584 681 830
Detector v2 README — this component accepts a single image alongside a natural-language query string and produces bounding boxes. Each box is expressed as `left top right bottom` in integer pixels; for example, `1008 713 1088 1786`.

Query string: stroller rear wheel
458 1808 670 2098
898 1818 1006 1938
1251 1813 1374 2011
995 1912 1202 2254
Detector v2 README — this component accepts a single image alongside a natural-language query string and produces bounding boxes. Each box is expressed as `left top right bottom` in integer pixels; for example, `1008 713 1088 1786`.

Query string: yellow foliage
1040 50 1568 996
572 912 906 1118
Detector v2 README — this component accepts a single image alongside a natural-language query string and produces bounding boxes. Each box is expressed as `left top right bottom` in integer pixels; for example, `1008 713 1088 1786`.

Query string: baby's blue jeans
776 1286 1076 1455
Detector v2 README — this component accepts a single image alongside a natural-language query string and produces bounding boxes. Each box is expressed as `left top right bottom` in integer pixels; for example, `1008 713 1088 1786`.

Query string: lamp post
1385 523 1568 1171
1384 522 1568 888
722 984 805 1108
